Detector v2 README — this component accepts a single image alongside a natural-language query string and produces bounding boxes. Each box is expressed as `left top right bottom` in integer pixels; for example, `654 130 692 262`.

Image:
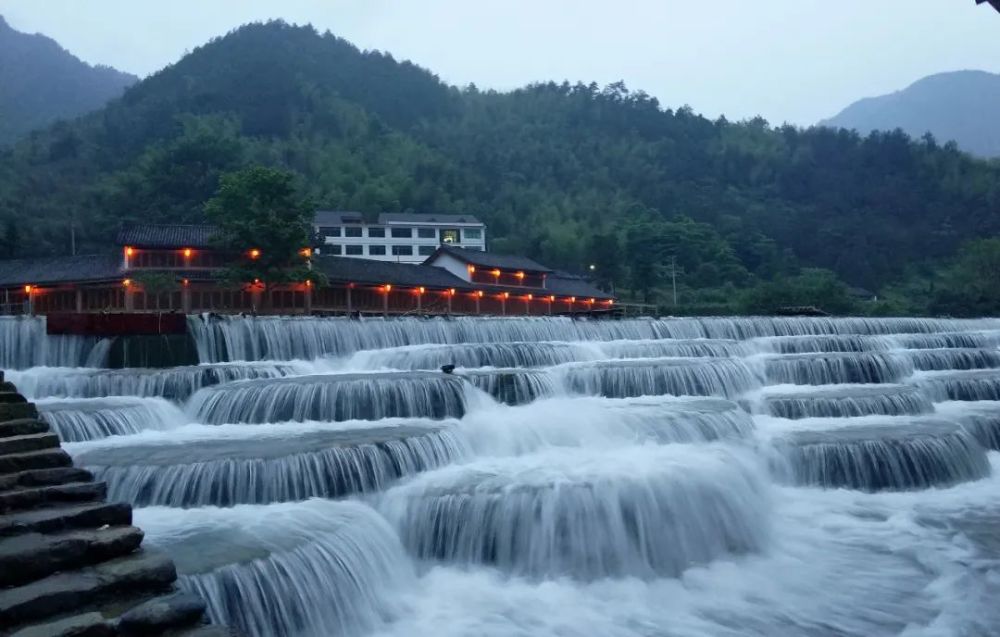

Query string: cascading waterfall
766 418 991 491
7 363 300 400
758 384 934 419
558 357 761 398
379 445 769 580
136 500 414 637
188 372 469 424
762 352 913 385
8 314 1000 636
37 397 187 442
75 421 470 506
0 315 110 370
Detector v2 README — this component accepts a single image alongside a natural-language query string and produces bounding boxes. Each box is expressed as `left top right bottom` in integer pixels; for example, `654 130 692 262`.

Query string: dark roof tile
0 255 122 287
117 224 217 249
427 245 552 273
316 256 471 290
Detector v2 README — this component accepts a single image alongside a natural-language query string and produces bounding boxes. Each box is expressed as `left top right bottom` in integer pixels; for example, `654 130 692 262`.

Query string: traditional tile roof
0 255 122 287
315 256 472 290
426 245 552 273
543 272 614 300
117 224 217 249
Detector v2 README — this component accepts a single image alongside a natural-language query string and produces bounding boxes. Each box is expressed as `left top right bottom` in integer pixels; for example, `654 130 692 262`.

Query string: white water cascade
8 314 1000 636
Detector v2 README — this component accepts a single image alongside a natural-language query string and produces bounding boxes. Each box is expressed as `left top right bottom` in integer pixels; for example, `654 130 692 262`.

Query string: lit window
441 229 459 244
368 245 386 255
464 228 482 240
392 245 413 256
418 245 436 256
320 226 341 237
345 245 363 255
417 228 436 239
391 227 412 239
344 227 363 238
368 227 386 238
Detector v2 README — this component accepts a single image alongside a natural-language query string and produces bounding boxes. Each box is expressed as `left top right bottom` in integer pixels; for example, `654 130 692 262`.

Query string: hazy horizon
1 0 999 126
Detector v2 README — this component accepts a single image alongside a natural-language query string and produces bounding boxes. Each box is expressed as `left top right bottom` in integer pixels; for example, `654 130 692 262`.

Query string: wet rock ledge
0 371 235 637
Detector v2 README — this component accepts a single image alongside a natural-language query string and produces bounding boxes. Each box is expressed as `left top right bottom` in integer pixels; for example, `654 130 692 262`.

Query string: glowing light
467 265 476 274
570 296 576 302
549 295 556 302
122 279 132 288
182 248 193 259
417 286 425 294
305 280 313 288
23 285 32 294
607 299 614 306
515 271 525 280
492 269 501 277
182 279 189 287
526 294 533 300
589 298 596 304
477 290 484 298
299 248 312 258
383 284 392 293
249 249 261 260
253 278 261 285
502 292 510 299
448 288 456 296
124 247 134 257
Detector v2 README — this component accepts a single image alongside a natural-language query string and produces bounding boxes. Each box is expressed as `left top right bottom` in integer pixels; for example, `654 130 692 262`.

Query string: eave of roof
0 254 123 287
117 224 217 249
426 245 553 273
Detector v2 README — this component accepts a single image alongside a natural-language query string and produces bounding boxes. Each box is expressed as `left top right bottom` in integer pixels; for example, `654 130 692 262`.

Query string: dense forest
1 21 999 315
0 15 136 146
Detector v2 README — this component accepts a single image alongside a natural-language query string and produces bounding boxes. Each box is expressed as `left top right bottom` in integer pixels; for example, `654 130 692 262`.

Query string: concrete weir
0 371 233 637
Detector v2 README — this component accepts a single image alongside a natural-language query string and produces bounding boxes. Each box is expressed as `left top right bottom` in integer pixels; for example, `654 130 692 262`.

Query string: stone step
9 611 113 637
0 391 28 404
0 448 72 475
0 381 15 393
0 466 93 493
0 432 60 456
0 548 177 629
0 525 143 588
0 481 107 514
0 501 131 537
117 591 207 636
174 626 236 637
0 418 49 439
0 402 39 422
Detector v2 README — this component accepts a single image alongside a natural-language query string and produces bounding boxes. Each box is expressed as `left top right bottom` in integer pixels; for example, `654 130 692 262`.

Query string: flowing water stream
6 314 1000 636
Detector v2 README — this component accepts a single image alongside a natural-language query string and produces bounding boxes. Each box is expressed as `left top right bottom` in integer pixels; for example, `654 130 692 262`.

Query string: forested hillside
821 71 1000 158
1 21 999 314
0 15 136 146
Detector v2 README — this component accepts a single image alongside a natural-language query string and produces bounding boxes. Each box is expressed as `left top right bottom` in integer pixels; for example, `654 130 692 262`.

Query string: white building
313 211 486 264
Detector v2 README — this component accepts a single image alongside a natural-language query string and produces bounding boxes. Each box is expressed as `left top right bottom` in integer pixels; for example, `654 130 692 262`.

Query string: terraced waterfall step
0 376 232 636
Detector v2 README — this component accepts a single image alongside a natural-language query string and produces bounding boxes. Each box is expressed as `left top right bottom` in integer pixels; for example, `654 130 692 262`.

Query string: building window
441 229 459 244
320 226 341 237
368 245 386 255
368 227 385 238
345 245 363 255
464 228 482 240
418 245 436 256
328 244 343 255
391 227 412 239
417 228 436 239
345 227 363 238
392 245 413 256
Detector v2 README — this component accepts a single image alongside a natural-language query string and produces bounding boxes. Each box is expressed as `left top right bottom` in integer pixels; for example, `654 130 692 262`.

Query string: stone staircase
0 372 233 637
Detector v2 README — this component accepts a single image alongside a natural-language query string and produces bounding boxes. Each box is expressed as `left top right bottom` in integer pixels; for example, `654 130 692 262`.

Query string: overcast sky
2 0 998 125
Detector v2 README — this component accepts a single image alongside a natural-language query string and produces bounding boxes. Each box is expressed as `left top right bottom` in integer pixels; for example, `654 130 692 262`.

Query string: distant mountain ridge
0 14 137 145
820 70 1000 157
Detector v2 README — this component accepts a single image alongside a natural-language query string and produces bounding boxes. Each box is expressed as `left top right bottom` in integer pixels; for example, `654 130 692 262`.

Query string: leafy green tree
929 238 1000 316
741 269 857 315
205 166 318 286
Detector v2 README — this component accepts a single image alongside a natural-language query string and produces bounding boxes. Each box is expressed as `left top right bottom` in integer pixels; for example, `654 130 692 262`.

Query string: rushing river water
6 314 1000 636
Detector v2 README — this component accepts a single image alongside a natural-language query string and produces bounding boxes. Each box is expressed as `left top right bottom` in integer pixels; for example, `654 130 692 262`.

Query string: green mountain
0 15 137 146
1 20 999 313
821 70 1000 158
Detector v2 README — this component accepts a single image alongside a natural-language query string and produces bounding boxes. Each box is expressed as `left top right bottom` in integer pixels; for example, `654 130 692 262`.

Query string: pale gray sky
1 0 998 125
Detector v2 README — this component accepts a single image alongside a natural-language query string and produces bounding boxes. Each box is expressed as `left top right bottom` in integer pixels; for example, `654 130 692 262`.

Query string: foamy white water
7 314 1000 636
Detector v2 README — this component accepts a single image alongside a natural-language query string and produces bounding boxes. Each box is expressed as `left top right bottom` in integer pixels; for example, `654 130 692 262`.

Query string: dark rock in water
462 369 556 405
0 403 38 421
9 611 114 637
117 591 207 635
0 391 29 404
440 364 456 374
